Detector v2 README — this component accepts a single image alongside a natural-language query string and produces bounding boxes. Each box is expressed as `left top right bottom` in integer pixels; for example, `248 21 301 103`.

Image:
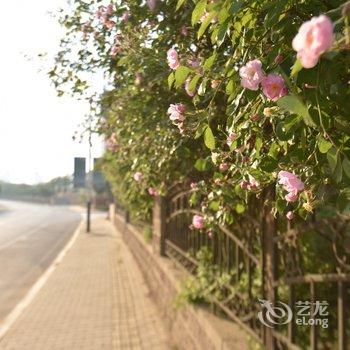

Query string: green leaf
198 78 208 96
225 80 234 95
192 0 207 26
260 156 278 172
290 59 303 77
317 136 332 154
327 147 338 172
117 57 128 66
189 74 201 92
176 0 186 11
218 6 229 23
235 203 245 214
197 11 216 38
335 156 343 183
204 126 216 150
209 201 220 211
231 0 244 13
268 142 280 159
194 158 211 172
343 157 350 178
212 20 229 46
337 189 350 213
255 137 262 157
277 95 316 127
195 122 207 139
276 198 286 214
174 66 191 88
284 115 302 132
203 53 217 71
276 122 293 141
168 72 175 89
189 192 199 206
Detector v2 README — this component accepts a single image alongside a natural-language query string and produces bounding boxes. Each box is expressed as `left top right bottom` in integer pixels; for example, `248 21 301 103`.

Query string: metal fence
157 185 350 350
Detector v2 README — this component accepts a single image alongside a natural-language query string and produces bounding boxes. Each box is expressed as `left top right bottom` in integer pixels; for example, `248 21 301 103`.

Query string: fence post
153 196 167 256
262 187 277 350
108 202 116 225
125 210 130 224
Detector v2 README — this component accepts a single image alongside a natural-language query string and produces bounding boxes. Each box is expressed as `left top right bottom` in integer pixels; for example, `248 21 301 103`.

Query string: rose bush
50 0 350 223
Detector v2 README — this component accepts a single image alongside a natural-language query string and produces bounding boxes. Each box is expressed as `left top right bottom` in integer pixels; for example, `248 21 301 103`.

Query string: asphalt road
0 200 82 321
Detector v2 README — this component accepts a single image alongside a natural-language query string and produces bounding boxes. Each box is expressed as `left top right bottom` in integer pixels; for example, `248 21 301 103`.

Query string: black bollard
86 200 91 233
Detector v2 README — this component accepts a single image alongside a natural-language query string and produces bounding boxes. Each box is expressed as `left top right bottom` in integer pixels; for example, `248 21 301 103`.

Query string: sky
0 0 104 184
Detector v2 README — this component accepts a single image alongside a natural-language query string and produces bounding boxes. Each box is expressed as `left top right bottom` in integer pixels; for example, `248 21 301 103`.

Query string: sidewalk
0 218 171 350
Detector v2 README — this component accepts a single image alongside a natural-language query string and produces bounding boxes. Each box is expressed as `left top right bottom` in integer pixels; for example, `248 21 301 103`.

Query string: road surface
0 200 82 322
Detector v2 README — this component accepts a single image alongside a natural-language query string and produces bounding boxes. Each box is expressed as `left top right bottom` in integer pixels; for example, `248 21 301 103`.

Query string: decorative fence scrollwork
156 185 350 350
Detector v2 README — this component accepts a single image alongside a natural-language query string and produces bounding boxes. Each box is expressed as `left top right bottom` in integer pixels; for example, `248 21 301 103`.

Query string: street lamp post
86 130 94 233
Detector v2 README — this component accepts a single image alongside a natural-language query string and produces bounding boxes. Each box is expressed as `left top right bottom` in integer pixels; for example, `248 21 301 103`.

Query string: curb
0 218 84 340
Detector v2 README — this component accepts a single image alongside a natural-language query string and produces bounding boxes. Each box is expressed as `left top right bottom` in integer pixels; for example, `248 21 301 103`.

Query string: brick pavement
0 218 170 350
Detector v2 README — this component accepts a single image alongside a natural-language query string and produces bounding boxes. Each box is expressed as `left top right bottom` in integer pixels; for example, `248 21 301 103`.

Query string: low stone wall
112 208 251 350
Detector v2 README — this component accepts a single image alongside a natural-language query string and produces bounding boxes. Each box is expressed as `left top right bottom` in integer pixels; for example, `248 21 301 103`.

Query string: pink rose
185 78 195 97
189 58 200 69
274 54 284 65
200 12 217 24
261 74 288 101
292 15 334 69
207 229 213 238
96 6 106 19
121 11 130 22
278 171 304 202
286 211 294 220
239 59 265 91
242 156 250 163
181 26 188 36
106 133 118 152
106 3 114 16
219 163 229 172
82 22 91 37
147 0 157 11
110 45 120 57
167 48 180 70
235 146 245 153
135 73 142 86
167 103 186 122
285 192 298 202
192 215 204 229
148 187 158 196
200 12 210 23
226 132 237 147
114 34 122 44
247 175 259 191
240 180 249 190
133 172 143 182
190 182 197 189
278 171 305 194
211 80 220 89
250 114 260 122
105 20 115 30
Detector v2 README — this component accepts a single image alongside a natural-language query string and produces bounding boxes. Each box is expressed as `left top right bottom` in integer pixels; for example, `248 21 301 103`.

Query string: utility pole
86 129 93 233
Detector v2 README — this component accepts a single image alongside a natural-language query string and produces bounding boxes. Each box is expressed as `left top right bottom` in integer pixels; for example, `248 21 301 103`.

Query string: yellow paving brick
0 219 170 350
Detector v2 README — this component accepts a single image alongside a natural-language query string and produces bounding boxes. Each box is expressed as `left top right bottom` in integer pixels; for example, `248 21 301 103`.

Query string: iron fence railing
158 185 350 350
